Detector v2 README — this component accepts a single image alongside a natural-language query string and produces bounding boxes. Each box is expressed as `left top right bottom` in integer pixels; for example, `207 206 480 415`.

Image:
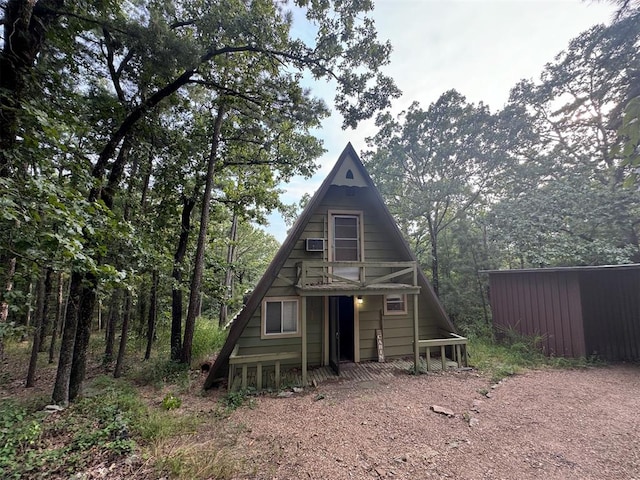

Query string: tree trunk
428 219 440 297
137 279 148 338
68 274 98 402
25 280 34 328
219 211 239 327
114 292 131 378
145 270 159 361
26 268 47 387
470 247 490 326
58 132 132 393
37 269 53 352
0 256 17 360
140 143 153 213
52 271 82 405
181 104 226 364
49 272 64 363
171 197 196 360
104 289 121 364
0 0 63 176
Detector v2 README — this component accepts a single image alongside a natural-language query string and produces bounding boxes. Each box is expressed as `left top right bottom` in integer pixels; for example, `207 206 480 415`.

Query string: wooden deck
229 357 460 391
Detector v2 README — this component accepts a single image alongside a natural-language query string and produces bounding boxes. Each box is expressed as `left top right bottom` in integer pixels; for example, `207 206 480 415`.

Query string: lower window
384 294 407 315
262 297 300 337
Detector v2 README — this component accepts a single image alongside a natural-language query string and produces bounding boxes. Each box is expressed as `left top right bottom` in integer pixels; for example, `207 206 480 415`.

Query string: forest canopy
0 0 399 403
364 5 640 326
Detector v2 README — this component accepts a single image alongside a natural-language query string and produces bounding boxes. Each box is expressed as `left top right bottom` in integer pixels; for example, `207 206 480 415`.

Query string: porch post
413 293 420 374
301 296 307 386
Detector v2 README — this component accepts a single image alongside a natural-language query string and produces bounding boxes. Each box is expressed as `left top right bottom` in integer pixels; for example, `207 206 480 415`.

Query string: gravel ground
229 365 640 480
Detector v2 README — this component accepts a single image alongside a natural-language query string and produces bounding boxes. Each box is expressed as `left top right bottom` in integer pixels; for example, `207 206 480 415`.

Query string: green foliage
364 89 514 302
0 321 28 345
138 409 200 443
364 9 640 329
0 401 44 478
619 95 640 187
467 329 596 383
220 389 255 414
489 176 640 267
156 443 243 480
1 0 399 399
0 377 146 479
190 318 228 365
133 359 190 388
162 393 182 410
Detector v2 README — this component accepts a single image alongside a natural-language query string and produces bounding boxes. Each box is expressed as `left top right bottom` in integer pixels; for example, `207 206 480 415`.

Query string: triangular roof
204 143 454 388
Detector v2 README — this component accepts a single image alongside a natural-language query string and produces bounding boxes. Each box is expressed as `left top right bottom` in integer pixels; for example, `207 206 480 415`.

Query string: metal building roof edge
481 263 640 275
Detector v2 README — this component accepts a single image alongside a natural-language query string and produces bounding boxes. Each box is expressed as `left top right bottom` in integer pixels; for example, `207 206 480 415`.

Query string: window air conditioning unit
305 238 325 252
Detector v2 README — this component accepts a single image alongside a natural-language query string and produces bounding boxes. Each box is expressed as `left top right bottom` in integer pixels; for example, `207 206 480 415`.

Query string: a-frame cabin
204 144 466 390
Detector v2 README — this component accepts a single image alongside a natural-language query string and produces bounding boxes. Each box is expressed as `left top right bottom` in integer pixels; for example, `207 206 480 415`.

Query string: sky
264 0 618 242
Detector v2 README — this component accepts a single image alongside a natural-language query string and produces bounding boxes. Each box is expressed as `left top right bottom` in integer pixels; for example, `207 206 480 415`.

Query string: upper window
333 215 360 261
384 294 407 315
262 297 300 338
330 212 363 281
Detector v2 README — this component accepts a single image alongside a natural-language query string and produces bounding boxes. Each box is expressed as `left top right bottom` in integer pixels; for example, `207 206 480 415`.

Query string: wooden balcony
294 261 420 296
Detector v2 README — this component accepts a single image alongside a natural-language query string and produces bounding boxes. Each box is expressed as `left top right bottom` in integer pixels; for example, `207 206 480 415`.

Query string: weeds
224 390 247 411
162 393 182 410
191 318 228 366
157 441 242 480
138 409 200 444
133 358 191 389
0 378 146 478
0 401 44 479
467 327 600 382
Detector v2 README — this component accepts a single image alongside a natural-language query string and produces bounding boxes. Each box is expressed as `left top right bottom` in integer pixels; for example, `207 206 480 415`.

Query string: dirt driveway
229 365 640 479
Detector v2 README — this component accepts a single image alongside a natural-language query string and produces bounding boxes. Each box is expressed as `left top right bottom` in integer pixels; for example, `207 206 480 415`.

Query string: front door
328 296 355 375
329 297 340 375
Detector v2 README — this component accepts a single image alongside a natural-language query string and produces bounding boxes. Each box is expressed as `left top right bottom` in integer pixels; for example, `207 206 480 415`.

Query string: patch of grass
133 358 191 389
191 318 228 366
468 333 544 382
467 328 600 383
138 410 200 444
157 442 242 480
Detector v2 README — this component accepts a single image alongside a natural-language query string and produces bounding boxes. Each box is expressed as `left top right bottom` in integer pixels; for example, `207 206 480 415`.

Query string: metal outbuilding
485 264 640 361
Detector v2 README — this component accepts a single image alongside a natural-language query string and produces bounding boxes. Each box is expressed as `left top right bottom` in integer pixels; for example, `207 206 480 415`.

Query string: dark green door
329 296 340 375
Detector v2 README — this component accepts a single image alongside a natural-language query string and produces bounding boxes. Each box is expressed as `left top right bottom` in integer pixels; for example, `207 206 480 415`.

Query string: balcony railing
295 261 418 291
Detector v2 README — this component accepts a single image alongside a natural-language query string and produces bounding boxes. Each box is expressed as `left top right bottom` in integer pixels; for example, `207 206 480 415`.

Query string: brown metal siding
581 269 640 361
489 271 586 357
489 266 640 360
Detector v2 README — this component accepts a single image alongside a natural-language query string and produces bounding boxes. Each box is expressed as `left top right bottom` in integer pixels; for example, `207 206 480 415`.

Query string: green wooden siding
358 294 440 361
236 184 445 365
238 296 323 367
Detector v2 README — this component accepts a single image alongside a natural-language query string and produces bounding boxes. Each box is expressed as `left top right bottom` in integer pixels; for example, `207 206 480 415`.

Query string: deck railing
295 261 418 289
417 333 468 371
228 345 301 391
228 333 469 390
